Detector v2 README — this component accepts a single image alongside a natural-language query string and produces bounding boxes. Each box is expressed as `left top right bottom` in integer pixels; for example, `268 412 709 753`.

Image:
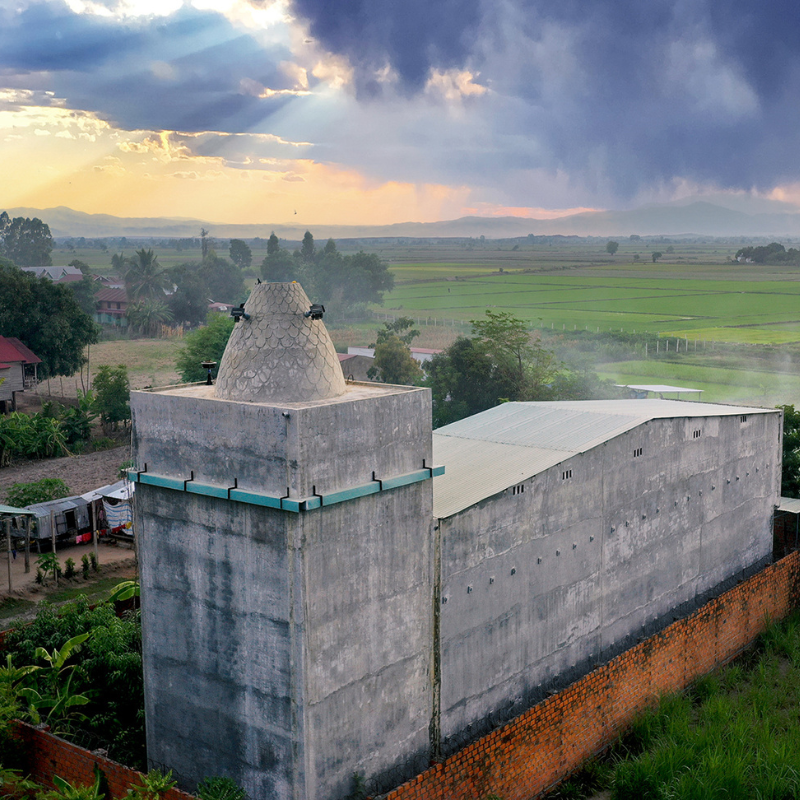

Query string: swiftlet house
130 282 781 800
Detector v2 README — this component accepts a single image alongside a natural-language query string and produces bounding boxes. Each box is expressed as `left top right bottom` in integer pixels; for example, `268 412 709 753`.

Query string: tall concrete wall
132 383 434 800
436 411 781 751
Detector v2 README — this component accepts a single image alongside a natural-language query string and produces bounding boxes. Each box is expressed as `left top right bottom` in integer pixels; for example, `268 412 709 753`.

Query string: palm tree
126 298 174 337
124 248 168 300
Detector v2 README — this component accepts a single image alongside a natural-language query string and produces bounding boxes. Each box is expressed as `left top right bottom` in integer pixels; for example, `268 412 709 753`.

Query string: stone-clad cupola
214 281 347 403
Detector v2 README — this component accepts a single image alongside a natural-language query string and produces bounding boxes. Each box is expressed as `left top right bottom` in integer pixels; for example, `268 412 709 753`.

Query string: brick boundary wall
9 721 196 800
387 551 800 800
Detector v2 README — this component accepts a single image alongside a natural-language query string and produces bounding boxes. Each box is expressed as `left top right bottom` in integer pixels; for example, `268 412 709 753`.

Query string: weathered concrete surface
437 410 781 750
132 381 434 800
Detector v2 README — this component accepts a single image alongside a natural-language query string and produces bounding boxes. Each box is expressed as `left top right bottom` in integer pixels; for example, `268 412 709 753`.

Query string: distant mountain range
8 199 800 239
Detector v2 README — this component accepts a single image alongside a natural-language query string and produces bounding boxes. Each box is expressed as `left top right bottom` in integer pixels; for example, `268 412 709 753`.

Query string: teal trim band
186 482 228 499
321 481 380 507
229 488 282 509
138 473 185 491
128 464 444 513
382 469 430 490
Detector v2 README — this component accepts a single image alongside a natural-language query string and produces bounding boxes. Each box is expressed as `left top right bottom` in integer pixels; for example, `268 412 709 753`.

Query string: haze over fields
10 199 800 240
4 2 800 229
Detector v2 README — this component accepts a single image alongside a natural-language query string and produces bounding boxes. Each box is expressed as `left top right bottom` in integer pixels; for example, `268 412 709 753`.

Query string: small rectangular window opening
511 484 525 495
693 429 701 439
740 415 747 423
562 469 573 480
633 447 643 458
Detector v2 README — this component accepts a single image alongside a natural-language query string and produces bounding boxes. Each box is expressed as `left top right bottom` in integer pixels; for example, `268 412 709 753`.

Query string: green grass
608 613 800 800
0 597 35 624
547 612 800 800
380 266 800 344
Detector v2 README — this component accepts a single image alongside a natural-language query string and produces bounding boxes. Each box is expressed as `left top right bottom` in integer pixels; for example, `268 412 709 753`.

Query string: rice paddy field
373 241 800 408
53 235 800 408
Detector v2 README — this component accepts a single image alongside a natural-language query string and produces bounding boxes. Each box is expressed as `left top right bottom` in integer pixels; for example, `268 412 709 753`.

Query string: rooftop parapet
214 281 347 403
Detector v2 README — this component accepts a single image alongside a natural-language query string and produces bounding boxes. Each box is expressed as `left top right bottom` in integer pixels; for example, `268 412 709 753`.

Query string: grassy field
47 237 800 406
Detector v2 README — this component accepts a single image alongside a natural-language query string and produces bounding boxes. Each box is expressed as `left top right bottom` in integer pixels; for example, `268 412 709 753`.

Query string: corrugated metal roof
0 503 35 516
778 497 800 514
432 399 778 518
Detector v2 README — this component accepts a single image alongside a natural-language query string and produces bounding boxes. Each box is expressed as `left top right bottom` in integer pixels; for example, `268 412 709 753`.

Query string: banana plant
41 773 104 800
107 580 140 603
20 633 91 732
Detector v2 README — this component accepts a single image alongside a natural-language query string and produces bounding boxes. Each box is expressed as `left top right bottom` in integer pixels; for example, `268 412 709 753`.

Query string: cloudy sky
2 0 800 225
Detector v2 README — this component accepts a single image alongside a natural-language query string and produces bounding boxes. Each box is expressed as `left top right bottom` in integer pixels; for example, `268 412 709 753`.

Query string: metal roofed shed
433 398 774 518
616 383 704 399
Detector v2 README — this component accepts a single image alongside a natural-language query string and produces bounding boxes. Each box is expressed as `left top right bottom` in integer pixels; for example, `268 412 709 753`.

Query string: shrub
81 555 90 580
4 478 71 508
196 776 247 800
89 552 98 573
64 558 76 580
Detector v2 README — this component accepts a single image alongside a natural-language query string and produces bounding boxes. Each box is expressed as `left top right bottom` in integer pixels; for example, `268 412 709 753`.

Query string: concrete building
131 283 781 800
132 283 439 800
432 400 780 751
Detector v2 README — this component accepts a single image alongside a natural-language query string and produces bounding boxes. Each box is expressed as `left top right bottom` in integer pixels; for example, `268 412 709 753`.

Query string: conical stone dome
214 282 347 403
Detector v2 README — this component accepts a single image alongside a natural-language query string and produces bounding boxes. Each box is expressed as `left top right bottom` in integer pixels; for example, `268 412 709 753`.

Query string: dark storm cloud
292 0 482 94
0 1 296 133
289 0 800 199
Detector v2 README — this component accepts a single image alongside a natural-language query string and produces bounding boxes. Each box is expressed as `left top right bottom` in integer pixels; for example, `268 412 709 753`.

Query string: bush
81 555 90 580
4 478 72 507
196 776 247 800
64 558 76 580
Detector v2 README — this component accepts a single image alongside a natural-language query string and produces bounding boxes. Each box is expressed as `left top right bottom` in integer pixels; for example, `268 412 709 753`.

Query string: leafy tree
426 337 500 427
0 212 53 266
93 365 130 431
652 251 663 263
606 240 619 255
126 299 174 337
267 232 280 255
367 336 423 385
68 259 91 275
426 311 561 427
228 239 252 270
111 253 127 272
260 234 393 318
68 275 99 316
471 310 555 400
372 316 419 347
0 264 98 378
166 265 209 326
666 245 675 254
124 249 168 301
261 248 295 282
176 314 234 382
5 478 72 507
301 230 315 261
199 255 245 304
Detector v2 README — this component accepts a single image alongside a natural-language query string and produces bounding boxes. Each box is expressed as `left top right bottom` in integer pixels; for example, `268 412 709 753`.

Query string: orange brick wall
10 722 196 800
387 551 800 800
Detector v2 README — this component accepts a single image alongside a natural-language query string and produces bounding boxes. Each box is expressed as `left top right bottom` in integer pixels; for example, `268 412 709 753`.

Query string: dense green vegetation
2 594 146 770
